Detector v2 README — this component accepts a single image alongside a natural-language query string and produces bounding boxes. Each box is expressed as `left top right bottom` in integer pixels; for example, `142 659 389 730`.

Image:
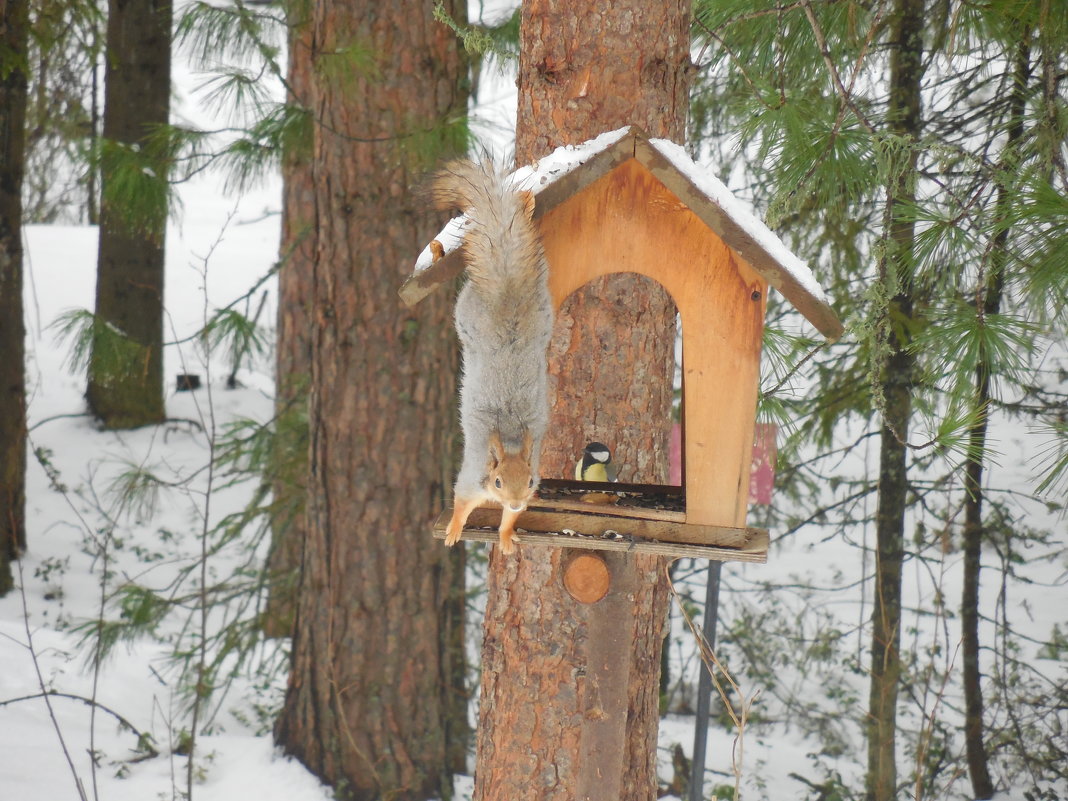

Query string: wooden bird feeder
401 126 842 566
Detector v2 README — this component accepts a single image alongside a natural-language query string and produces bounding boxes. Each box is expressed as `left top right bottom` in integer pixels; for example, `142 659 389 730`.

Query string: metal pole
688 561 722 801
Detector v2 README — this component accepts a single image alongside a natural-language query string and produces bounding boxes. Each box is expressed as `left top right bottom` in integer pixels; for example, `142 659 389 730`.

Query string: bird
574 442 617 483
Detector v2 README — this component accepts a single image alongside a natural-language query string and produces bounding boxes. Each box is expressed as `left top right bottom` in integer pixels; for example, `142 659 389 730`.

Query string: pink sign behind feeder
669 422 777 505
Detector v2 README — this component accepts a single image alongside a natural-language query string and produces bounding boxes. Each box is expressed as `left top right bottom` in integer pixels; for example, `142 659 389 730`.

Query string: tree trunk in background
262 0 315 640
0 0 30 597
273 0 470 797
960 304 998 801
473 2 691 799
960 31 1031 801
87 0 170 429
868 359 911 801
867 1 924 799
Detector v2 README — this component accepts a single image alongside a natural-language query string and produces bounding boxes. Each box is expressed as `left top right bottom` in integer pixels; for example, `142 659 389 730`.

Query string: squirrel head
486 430 536 513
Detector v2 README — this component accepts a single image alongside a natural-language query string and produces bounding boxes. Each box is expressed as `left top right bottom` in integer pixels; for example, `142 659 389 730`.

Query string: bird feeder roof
401 125 843 341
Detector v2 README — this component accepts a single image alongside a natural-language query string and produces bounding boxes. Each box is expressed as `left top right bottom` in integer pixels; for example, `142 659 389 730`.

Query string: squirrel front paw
444 521 462 547
445 500 473 547
497 527 519 554
496 504 524 555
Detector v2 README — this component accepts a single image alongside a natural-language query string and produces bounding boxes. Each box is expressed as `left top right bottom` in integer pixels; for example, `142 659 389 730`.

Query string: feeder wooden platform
432 478 768 563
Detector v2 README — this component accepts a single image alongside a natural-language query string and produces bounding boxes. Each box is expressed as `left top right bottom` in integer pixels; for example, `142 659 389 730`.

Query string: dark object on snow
175 374 201 392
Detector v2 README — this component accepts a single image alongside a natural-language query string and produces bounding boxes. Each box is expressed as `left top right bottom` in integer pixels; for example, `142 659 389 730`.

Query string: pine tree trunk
473 3 691 799
866 1 925 799
868 354 911 801
0 0 30 597
961 395 995 801
262 0 315 640
960 31 1031 801
272 1 470 797
87 0 170 429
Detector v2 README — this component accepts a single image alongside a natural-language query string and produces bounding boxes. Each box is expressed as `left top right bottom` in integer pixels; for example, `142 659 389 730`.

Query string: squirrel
431 159 554 555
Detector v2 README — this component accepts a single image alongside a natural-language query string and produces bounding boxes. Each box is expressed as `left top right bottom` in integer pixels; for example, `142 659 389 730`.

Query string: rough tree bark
866 1 925 799
87 0 171 429
473 2 691 800
262 0 315 640
272 0 470 797
0 0 30 597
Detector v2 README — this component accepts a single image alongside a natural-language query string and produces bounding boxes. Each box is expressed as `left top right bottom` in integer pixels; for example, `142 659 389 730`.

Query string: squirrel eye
494 477 503 489
528 478 534 488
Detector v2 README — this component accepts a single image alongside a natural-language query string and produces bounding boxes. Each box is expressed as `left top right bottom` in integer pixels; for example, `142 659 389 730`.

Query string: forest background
0 1 1064 800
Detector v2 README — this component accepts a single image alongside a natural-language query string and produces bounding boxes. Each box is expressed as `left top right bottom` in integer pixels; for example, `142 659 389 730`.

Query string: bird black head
583 442 611 465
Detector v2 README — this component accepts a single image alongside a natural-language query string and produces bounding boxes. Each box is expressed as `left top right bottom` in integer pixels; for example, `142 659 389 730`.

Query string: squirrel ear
518 190 535 222
488 431 505 467
521 430 534 461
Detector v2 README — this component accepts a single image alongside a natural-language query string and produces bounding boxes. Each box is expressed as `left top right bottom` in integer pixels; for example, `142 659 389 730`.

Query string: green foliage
714 586 860 755
173 0 318 194
1037 624 1068 661
175 1 284 73
217 103 312 193
23 0 103 223
915 303 1039 388
1033 420 1068 499
173 0 470 200
202 307 269 371
312 34 378 93
397 113 473 174
218 399 305 486
50 308 147 388
27 0 470 232
46 300 292 732
434 2 519 64
77 584 169 664
788 770 852 801
107 463 165 525
197 67 278 125
49 308 97 375
1010 178 1068 318
94 131 176 239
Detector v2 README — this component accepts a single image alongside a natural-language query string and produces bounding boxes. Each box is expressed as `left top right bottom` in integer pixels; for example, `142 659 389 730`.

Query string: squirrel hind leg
445 497 478 547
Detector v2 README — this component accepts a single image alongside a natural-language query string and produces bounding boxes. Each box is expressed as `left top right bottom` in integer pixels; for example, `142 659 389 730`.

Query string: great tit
575 442 617 482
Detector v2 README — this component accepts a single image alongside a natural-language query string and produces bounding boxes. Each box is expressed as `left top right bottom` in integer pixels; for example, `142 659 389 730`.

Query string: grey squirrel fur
432 159 553 553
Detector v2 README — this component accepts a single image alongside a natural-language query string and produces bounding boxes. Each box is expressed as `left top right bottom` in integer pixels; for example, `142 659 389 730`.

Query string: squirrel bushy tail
431 160 544 296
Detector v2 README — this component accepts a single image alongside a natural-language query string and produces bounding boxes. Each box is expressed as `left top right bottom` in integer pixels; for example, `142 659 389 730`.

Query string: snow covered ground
2 5 1065 801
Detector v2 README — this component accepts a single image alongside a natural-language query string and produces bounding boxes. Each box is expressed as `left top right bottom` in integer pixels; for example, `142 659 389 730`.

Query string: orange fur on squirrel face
485 430 535 513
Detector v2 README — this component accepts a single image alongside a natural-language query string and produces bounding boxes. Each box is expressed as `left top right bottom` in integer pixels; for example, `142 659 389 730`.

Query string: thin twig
16 560 90 801
0 692 159 759
785 0 887 199
762 340 830 397
89 518 109 801
800 0 878 134
226 289 269 388
28 412 94 433
177 217 231 801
